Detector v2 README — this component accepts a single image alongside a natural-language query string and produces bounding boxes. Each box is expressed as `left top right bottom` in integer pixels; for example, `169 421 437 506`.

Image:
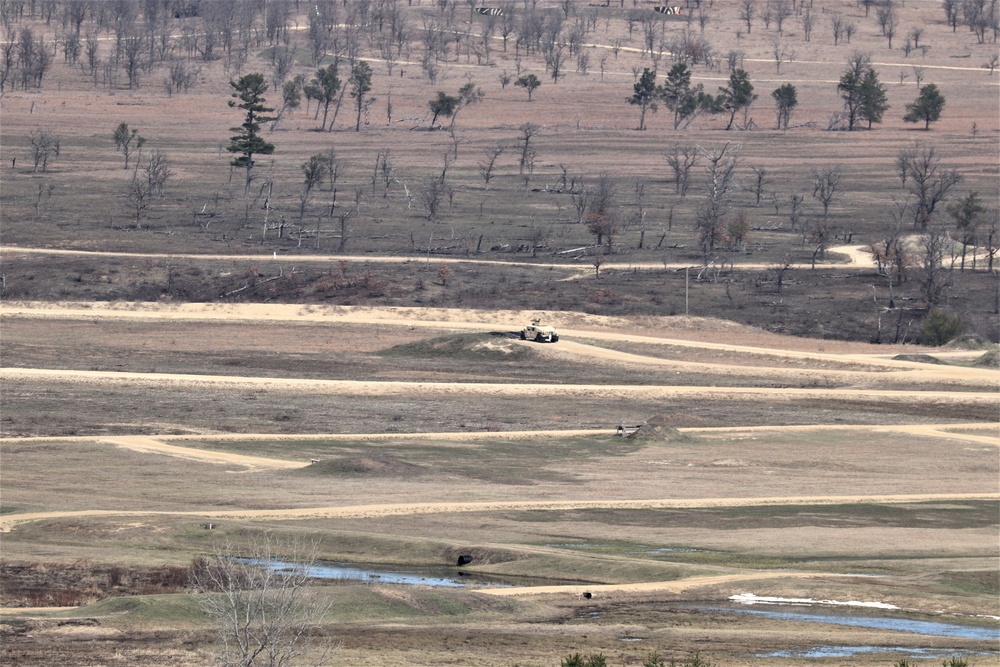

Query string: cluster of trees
628 65 764 131
629 52 946 133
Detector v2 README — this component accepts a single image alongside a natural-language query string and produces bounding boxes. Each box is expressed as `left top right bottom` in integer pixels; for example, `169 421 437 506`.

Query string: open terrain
0 1 998 666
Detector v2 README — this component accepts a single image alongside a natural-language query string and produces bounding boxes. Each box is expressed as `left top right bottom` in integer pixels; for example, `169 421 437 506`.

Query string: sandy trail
3 367 996 405
4 423 995 471
0 244 880 272
100 436 310 470
5 493 999 533
478 571 852 597
3 493 998 534
4 301 994 380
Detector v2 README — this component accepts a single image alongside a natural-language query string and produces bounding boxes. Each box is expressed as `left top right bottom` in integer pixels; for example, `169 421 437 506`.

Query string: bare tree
125 150 171 228
192 535 332 667
918 227 952 305
801 7 814 42
897 144 961 229
585 172 618 253
665 144 698 198
749 166 770 207
830 14 844 45
773 0 792 33
696 143 740 265
479 142 505 190
29 129 60 173
740 0 756 33
517 123 538 175
770 38 793 74
811 166 842 219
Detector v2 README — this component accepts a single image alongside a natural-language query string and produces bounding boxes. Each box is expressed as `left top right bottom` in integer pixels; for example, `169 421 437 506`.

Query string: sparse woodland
0 0 998 343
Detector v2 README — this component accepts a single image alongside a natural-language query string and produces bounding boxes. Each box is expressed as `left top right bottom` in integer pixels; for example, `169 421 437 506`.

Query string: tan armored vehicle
521 318 559 342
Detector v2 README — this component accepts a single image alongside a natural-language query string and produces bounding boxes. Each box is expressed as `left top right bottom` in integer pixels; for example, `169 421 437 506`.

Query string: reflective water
760 646 986 659
722 606 1000 640
253 558 516 588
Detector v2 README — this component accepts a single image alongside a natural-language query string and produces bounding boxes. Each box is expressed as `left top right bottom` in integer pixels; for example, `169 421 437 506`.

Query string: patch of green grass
971 349 999 368
61 593 210 627
378 333 534 362
935 570 1000 597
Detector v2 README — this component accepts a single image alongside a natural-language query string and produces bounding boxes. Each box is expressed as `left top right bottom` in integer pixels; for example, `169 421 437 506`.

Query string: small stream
251 558 522 589
690 603 1000 660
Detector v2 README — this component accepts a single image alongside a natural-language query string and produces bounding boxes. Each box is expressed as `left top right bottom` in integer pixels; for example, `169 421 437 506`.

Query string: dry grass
1 1 999 665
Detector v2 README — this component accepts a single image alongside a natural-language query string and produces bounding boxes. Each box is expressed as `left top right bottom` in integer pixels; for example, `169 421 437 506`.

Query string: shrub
561 654 607 667
921 309 965 346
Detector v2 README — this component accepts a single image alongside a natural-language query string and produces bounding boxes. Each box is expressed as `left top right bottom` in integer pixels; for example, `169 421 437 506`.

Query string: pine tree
228 73 275 198
903 83 946 130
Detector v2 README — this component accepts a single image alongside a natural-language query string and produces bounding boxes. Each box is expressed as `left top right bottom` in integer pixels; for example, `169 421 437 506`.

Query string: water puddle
759 646 988 659
250 558 520 589
695 603 1000 640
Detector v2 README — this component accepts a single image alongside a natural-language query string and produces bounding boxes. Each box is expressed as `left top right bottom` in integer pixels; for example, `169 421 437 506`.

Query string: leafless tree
696 143 740 265
773 0 792 33
192 535 333 667
876 3 899 48
125 150 171 228
740 0 756 33
844 22 856 43
585 172 618 252
749 166 770 207
479 142 505 190
517 123 538 175
919 227 952 305
788 192 804 231
29 129 60 173
801 7 814 41
830 14 844 45
897 144 962 229
665 144 699 198
811 166 842 219
770 38 793 73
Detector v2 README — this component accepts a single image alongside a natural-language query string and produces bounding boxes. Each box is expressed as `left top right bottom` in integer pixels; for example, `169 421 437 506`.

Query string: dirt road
0 244 878 272
4 492 998 534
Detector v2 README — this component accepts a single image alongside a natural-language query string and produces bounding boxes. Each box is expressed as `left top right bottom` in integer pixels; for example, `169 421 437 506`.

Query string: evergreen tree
903 83 946 130
718 68 757 130
428 91 459 128
304 64 341 131
771 83 798 130
349 61 373 132
858 66 889 128
228 73 275 198
628 67 658 130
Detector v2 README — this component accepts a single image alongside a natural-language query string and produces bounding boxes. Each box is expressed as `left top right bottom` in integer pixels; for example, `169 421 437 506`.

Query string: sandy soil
4 492 998 535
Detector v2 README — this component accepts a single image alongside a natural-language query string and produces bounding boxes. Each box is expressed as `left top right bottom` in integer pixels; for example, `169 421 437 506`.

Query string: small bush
921 309 965 346
561 654 607 667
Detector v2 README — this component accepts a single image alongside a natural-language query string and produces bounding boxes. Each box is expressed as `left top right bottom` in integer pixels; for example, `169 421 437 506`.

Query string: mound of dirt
378 334 533 361
892 354 944 365
971 349 1000 369
625 414 691 442
943 334 991 350
298 456 423 477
